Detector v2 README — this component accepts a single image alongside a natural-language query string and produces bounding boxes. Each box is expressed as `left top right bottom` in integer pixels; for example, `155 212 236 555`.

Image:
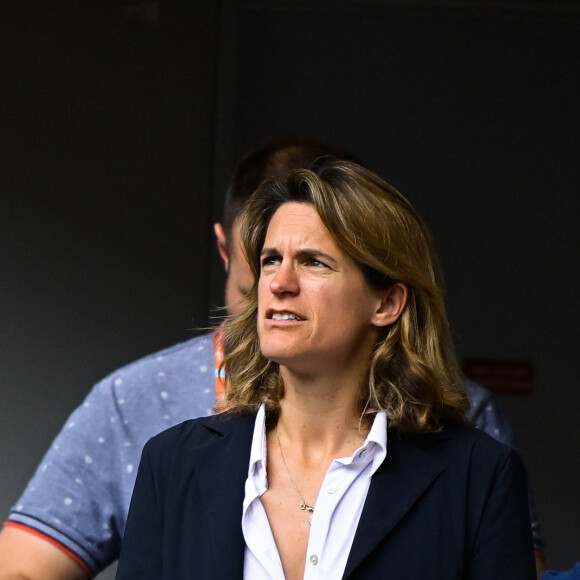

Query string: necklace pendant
300 502 315 513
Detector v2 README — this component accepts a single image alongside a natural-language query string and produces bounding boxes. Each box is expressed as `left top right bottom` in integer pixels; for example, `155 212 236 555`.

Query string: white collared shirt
242 404 387 579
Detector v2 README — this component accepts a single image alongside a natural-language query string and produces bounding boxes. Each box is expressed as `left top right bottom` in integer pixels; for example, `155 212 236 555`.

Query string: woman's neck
274 368 371 460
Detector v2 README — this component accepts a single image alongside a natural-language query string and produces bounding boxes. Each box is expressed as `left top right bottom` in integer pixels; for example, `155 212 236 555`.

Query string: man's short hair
222 138 361 238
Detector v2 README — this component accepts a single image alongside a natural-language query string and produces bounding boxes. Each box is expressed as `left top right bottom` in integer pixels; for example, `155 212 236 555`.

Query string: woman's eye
307 258 325 268
261 256 280 268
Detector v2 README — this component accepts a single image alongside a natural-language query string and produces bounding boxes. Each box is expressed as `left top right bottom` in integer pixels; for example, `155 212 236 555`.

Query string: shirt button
359 448 368 458
310 554 319 566
326 484 337 494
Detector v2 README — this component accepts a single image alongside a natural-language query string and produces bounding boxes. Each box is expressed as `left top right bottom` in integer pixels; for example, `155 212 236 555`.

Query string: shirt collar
248 403 387 477
362 411 388 476
248 403 268 481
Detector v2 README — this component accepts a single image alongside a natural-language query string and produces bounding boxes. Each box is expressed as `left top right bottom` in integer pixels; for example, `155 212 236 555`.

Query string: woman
116 160 535 579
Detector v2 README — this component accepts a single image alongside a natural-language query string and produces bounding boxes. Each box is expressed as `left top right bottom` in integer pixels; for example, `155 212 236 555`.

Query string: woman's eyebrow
294 249 340 269
260 247 279 258
260 246 338 266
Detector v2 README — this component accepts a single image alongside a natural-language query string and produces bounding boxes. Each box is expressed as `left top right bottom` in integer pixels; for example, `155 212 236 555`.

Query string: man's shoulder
106 332 214 378
77 331 217 428
465 379 493 410
464 379 517 448
94 332 215 393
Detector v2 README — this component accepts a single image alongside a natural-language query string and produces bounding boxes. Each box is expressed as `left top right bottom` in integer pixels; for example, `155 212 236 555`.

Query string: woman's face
257 202 388 377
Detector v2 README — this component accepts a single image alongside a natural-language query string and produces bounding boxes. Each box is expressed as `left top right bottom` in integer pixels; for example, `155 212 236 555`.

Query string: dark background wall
1 5 219 577
1 2 578 577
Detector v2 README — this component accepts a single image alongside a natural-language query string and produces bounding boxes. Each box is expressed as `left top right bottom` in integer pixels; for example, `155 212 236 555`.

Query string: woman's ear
372 282 408 327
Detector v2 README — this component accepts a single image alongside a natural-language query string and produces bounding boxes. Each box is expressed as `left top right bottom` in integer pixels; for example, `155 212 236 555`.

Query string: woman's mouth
268 311 303 321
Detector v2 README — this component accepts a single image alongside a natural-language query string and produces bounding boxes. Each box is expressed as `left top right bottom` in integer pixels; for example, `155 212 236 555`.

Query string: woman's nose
269 262 299 295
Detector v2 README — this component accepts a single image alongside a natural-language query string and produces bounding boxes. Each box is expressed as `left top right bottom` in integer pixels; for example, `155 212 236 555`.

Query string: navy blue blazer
116 413 536 579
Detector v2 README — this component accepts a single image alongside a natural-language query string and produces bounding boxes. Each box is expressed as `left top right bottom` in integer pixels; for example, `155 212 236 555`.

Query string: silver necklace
275 425 315 523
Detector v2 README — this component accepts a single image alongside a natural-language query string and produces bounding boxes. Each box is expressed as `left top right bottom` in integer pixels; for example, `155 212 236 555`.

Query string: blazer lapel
188 413 255 579
343 430 446 579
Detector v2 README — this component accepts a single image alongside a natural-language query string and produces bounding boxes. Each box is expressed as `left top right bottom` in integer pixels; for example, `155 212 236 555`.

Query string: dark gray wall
1 2 578 577
1 4 219 578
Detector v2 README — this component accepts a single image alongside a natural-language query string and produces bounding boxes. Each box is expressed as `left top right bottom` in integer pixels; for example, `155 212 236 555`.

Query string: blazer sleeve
116 438 164 580
467 447 536 580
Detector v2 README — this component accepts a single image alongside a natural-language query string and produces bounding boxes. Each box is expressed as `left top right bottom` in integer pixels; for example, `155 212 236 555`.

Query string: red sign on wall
462 358 534 396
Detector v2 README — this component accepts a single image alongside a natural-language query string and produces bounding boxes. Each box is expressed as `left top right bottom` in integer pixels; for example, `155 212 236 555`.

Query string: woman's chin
260 340 302 363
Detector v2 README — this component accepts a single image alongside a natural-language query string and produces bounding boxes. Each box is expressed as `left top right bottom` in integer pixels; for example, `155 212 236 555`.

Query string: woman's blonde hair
219 159 469 432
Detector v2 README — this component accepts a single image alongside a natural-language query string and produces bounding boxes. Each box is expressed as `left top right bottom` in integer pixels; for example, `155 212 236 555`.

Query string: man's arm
2 376 131 576
2 334 215 578
0 526 89 580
